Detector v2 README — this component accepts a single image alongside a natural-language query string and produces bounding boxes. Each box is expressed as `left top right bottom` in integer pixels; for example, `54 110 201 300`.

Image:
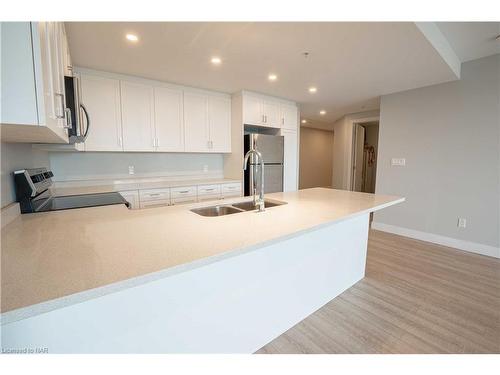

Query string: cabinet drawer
139 188 170 202
197 184 221 196
170 186 197 198
140 199 170 209
222 183 242 194
171 196 197 205
197 194 222 202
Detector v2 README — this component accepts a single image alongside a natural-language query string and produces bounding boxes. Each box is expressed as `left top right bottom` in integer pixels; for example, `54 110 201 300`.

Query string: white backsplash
49 152 224 182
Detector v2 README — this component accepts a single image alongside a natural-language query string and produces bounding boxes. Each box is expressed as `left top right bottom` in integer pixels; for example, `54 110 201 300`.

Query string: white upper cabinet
280 103 298 130
184 92 210 152
80 74 123 151
241 92 296 129
242 95 263 126
0 22 39 126
154 87 184 152
208 96 231 152
0 22 69 143
120 81 155 152
262 100 281 127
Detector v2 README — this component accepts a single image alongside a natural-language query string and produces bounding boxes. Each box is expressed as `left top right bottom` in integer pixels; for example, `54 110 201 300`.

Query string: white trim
371 221 500 259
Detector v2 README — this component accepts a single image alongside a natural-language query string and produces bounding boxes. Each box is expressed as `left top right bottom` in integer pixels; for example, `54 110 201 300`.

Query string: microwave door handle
80 104 90 138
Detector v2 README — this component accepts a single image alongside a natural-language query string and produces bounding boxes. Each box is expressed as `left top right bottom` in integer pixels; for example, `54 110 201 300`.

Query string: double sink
191 199 287 217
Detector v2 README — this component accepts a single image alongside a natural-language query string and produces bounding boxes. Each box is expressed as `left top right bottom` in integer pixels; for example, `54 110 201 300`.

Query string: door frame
348 116 379 191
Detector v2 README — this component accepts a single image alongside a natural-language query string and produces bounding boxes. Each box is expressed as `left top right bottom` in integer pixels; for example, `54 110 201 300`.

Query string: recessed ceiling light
211 56 222 65
125 34 139 42
309 87 317 93
268 74 278 81
319 110 326 115
301 119 307 124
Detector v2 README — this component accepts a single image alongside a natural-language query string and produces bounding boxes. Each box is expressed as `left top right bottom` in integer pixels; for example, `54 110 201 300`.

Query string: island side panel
1 213 370 353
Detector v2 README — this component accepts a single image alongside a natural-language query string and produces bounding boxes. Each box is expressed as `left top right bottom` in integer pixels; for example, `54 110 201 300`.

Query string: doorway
351 121 379 193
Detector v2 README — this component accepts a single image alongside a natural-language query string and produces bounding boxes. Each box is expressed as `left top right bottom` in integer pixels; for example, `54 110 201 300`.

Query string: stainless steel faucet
243 148 265 212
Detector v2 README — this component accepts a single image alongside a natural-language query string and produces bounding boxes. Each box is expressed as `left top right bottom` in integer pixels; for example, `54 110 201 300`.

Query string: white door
184 92 209 152
208 96 231 152
242 95 263 126
282 129 298 192
262 100 281 128
352 124 365 192
121 81 155 152
154 87 184 152
281 104 298 130
80 74 123 151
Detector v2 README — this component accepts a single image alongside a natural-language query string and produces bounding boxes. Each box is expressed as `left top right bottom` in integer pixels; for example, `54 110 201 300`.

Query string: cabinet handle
156 138 159 148
118 136 122 147
262 114 265 123
54 93 65 119
179 190 189 194
63 108 72 129
282 117 284 125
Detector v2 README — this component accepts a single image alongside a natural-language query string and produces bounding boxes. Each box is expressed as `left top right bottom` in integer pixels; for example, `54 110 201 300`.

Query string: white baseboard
371 222 500 259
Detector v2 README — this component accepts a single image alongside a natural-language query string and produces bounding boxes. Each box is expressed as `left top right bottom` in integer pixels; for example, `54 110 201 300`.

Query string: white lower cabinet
221 182 242 198
122 182 241 210
139 188 171 208
118 190 139 209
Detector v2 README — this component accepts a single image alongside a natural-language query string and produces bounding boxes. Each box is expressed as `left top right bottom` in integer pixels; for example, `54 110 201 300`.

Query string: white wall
0 143 50 207
49 152 224 181
299 127 333 189
374 54 500 252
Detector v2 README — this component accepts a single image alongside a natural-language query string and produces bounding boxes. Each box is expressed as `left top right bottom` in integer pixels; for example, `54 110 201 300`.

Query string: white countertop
50 176 241 196
1 188 404 322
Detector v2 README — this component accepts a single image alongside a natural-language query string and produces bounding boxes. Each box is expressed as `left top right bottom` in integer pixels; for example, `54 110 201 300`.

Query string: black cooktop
37 192 129 212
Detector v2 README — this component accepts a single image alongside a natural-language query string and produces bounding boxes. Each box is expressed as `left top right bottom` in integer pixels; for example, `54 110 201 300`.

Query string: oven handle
80 104 90 139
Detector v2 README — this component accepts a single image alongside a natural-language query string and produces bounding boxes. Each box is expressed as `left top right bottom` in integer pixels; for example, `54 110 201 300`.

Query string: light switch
391 158 406 166
128 166 135 175
457 218 467 228
203 165 208 173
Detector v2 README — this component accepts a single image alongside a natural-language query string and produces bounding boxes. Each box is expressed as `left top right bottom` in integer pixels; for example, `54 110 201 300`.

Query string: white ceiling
437 22 500 62
66 22 460 127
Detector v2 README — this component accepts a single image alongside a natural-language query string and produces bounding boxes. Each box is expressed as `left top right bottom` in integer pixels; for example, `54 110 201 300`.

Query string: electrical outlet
457 217 467 228
203 165 208 173
391 158 406 166
128 166 135 175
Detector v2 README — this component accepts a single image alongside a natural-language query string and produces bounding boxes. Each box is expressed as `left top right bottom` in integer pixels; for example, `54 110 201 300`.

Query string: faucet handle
257 199 265 212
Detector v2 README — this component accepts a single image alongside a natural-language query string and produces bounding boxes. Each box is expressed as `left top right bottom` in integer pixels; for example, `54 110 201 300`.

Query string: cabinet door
154 87 184 152
184 92 209 152
208 96 231 152
36 22 68 141
121 81 155 152
262 100 281 128
242 94 263 126
0 22 39 125
80 74 123 151
281 103 298 130
282 129 298 192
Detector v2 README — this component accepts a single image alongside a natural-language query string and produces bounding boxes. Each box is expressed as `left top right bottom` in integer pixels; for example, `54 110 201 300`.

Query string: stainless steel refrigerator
244 133 284 196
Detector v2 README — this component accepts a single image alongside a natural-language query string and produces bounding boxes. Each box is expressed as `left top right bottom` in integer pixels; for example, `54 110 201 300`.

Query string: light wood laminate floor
257 230 500 353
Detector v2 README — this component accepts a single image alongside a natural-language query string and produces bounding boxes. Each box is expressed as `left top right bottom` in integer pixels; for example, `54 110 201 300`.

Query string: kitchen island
1 188 403 353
